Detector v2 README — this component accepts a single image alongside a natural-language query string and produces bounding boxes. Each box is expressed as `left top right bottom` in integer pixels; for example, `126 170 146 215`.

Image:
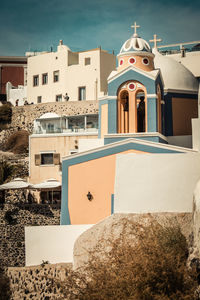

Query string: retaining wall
0 202 60 269
8 263 71 300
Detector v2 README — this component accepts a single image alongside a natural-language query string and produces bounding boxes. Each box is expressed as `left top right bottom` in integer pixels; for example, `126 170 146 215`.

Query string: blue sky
0 0 200 56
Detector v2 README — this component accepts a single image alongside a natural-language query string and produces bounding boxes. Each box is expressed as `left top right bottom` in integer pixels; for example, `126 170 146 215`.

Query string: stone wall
11 100 98 133
0 203 61 269
0 100 98 148
2 212 197 299
8 263 71 300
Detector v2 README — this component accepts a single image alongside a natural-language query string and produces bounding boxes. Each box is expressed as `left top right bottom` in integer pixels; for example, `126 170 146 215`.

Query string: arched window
118 90 129 133
117 81 147 133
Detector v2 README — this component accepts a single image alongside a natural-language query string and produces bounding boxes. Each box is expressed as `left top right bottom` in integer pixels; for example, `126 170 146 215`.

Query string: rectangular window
35 153 60 166
37 96 42 103
47 123 54 133
53 70 59 82
41 153 54 165
85 57 91 65
42 73 48 85
78 86 86 100
33 75 39 86
56 94 62 102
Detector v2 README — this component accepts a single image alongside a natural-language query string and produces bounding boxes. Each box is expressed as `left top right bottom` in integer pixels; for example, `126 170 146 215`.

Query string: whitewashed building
27 40 116 104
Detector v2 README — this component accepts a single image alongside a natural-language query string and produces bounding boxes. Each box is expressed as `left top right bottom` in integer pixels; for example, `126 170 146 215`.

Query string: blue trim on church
108 100 117 134
98 98 118 137
61 162 71 225
108 69 157 96
104 135 167 145
111 194 114 214
147 97 157 132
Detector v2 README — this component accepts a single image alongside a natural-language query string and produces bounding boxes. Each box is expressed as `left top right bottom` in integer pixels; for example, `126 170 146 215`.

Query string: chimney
180 45 186 58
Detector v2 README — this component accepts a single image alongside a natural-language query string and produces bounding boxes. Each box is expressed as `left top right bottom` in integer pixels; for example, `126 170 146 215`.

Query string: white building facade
27 41 116 104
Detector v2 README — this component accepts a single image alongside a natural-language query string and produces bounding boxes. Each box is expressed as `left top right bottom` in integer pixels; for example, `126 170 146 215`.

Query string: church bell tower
98 23 164 142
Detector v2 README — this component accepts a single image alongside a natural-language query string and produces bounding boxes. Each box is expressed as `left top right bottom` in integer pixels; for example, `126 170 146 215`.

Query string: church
60 23 199 225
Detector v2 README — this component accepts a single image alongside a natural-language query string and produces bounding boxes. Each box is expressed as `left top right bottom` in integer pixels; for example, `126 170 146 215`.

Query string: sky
0 0 200 56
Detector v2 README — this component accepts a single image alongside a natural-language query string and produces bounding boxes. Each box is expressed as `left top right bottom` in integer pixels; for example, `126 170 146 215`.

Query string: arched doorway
117 81 147 133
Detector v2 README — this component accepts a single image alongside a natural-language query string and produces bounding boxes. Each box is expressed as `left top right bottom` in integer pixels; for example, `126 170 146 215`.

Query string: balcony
33 113 98 135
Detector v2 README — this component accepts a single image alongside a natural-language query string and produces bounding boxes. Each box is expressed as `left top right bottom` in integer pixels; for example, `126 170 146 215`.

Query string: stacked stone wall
8 263 71 300
0 203 60 269
0 100 98 148
12 100 98 132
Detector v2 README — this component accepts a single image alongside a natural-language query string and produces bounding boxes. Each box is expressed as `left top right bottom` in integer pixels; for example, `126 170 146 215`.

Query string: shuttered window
35 153 60 165
35 154 41 166
53 153 60 165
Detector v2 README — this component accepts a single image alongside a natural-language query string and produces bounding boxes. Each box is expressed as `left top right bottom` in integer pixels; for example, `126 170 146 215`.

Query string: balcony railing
33 126 98 135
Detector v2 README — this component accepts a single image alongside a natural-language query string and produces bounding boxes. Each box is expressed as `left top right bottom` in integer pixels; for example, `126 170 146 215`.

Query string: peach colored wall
29 134 97 184
117 55 154 72
172 98 198 135
101 104 108 138
68 149 147 224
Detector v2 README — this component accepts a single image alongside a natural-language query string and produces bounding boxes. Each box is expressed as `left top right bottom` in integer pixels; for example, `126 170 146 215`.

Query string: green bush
54 220 198 300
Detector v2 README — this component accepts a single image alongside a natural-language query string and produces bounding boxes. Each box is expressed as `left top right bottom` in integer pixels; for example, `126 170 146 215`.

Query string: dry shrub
0 103 12 124
4 130 29 154
54 220 198 300
0 273 11 300
0 160 14 184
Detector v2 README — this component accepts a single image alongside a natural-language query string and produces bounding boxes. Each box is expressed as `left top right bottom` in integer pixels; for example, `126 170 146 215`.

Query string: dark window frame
56 94 62 102
33 75 39 86
85 57 91 65
53 70 59 82
78 86 86 101
41 153 54 165
42 73 48 85
37 96 42 103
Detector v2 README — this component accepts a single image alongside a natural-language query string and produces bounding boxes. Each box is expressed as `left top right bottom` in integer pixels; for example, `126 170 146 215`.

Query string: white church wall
114 153 200 214
25 224 93 266
192 118 200 151
167 135 192 148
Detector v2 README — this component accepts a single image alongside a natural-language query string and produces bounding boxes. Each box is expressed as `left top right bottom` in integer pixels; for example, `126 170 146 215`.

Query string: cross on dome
131 22 140 37
149 34 162 49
